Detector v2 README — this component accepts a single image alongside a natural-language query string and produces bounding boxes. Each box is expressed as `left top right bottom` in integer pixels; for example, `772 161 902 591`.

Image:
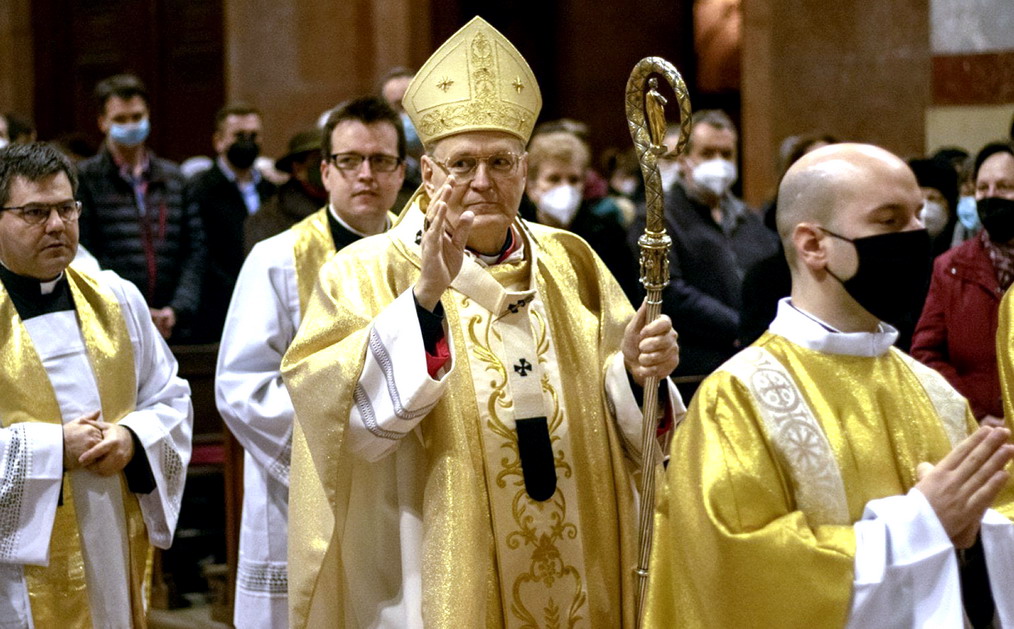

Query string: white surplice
216 229 302 629
0 270 192 629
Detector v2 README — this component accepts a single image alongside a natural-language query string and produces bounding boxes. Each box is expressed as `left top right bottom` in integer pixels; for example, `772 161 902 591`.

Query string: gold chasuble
644 330 982 629
999 287 1014 433
0 267 150 628
283 193 640 628
996 287 1014 521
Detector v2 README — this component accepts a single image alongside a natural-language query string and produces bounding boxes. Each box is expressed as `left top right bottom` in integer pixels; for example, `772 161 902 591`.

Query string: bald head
777 144 918 259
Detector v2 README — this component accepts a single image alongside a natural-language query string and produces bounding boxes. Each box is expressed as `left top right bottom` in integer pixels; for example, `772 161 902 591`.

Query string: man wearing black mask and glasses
914 142 1014 428
188 102 276 341
647 143 1014 628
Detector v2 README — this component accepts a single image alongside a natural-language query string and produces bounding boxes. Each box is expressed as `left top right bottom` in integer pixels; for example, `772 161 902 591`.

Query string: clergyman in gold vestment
0 143 192 628
281 17 683 629
646 143 1014 628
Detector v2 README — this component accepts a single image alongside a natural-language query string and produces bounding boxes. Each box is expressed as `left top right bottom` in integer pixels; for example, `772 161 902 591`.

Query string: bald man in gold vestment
281 18 682 629
646 144 1014 628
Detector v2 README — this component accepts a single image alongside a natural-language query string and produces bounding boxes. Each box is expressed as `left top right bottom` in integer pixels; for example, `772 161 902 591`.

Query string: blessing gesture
413 176 474 312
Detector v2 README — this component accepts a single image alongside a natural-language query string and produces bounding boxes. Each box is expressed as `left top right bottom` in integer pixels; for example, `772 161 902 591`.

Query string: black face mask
978 197 1014 244
822 228 932 325
227 137 260 170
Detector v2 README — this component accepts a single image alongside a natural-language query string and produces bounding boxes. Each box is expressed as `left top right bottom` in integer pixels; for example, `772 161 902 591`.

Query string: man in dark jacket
187 103 276 341
77 73 205 342
629 110 778 398
244 130 327 253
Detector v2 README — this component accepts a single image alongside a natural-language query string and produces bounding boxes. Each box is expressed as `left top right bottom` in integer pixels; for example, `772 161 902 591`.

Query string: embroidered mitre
402 16 542 146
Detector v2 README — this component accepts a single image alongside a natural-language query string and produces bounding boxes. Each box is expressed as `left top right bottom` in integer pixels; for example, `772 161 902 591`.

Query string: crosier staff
624 56 691 626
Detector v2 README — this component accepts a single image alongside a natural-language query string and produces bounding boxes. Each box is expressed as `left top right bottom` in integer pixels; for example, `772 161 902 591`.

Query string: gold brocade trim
0 268 149 627
290 208 333 314
898 352 970 448
721 347 850 526
464 294 588 628
403 17 542 146
417 31 532 143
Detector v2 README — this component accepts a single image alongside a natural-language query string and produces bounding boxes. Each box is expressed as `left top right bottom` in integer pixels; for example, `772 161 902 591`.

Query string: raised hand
413 176 474 312
915 426 1014 549
621 300 680 387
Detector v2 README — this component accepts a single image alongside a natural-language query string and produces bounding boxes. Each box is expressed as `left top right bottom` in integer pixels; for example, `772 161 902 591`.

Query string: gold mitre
402 16 542 147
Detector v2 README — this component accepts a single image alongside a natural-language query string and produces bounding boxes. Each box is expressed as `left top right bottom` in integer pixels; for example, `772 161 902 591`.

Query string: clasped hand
63 410 135 475
915 425 1014 549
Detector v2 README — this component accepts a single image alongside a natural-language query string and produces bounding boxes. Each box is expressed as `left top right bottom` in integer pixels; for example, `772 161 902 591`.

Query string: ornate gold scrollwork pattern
466 302 585 627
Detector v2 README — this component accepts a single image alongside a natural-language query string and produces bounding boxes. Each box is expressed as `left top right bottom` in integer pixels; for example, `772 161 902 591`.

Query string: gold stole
440 229 591 627
290 208 333 313
722 346 968 527
0 267 149 628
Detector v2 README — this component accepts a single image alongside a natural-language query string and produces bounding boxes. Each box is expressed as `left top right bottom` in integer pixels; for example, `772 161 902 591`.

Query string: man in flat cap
282 17 681 628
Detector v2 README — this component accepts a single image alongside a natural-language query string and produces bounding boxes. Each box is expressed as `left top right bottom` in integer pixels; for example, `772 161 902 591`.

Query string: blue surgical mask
956 195 980 231
108 118 150 147
400 112 422 155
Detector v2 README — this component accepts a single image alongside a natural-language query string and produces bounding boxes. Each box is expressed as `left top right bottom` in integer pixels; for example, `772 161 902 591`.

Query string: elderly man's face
0 173 79 280
975 152 1014 201
685 123 736 165
422 130 527 254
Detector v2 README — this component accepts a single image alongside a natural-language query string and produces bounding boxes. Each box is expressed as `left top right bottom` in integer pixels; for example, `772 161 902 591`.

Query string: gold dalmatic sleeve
283 195 639 628
645 333 986 628
0 268 149 628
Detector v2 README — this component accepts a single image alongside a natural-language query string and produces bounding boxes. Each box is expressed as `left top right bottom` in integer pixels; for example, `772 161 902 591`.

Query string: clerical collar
326 204 389 251
471 227 523 267
0 263 75 320
768 297 897 357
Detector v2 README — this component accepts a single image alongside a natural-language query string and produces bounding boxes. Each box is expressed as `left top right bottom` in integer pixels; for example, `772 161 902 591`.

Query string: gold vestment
997 287 1014 427
644 331 1001 628
0 267 149 628
283 192 640 628
290 208 334 313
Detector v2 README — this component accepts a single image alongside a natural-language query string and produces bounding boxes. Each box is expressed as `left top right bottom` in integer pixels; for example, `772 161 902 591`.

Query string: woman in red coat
912 142 1014 424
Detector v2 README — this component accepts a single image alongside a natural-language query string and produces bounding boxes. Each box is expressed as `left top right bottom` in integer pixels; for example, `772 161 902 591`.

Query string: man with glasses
282 18 681 628
215 96 404 629
0 142 192 627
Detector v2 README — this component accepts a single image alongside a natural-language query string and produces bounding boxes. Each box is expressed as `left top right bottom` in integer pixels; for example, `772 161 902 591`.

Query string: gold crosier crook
624 56 691 625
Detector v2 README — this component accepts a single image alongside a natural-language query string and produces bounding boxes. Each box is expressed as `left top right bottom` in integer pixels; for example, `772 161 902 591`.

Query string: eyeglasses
0 201 82 225
432 152 524 181
330 152 402 173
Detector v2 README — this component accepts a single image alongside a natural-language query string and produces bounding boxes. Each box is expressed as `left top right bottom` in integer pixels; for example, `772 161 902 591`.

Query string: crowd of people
3 14 1014 629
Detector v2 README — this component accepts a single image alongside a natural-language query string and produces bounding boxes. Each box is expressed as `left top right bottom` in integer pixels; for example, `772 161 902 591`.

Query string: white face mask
538 184 582 226
0 138 8 150
919 200 949 238
691 158 737 197
614 177 638 197
658 160 681 191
